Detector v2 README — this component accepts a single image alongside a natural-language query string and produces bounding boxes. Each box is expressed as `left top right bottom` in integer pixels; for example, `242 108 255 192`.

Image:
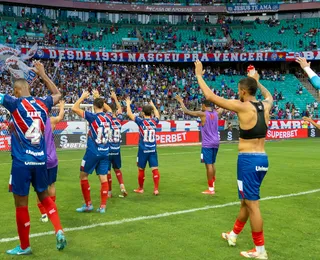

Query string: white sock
255 245 265 253
209 187 214 192
229 230 238 238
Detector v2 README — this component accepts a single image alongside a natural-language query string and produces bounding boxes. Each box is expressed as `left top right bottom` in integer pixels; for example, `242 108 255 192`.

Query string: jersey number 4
143 129 156 142
25 119 41 145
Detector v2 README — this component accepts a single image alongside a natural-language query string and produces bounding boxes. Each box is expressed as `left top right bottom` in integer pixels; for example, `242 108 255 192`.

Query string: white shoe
221 232 237 246
240 249 268 259
40 214 48 223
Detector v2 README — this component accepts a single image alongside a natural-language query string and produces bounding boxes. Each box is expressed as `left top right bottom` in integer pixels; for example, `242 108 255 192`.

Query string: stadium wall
0 120 318 151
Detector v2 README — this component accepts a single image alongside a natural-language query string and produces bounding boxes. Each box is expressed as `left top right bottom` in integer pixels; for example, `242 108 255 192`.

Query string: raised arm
33 60 61 105
111 91 122 114
125 97 135 121
50 100 65 129
303 116 320 129
248 71 273 110
72 91 90 117
103 103 112 113
296 57 320 89
194 60 244 113
175 95 205 117
150 100 160 119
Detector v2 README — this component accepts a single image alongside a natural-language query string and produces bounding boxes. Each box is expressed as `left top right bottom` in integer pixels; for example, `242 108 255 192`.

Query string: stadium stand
1 14 319 52
0 61 317 120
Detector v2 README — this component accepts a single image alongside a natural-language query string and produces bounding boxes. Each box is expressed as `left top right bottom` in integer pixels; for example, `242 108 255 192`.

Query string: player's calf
152 168 160 195
134 168 145 193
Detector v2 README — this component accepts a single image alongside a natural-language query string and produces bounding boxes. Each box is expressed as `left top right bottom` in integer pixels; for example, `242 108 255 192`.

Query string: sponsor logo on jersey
26 150 44 156
143 149 156 153
255 166 268 172
98 147 109 151
24 161 46 165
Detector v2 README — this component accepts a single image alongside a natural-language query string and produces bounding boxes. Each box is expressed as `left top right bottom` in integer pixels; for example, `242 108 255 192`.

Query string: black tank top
239 101 268 139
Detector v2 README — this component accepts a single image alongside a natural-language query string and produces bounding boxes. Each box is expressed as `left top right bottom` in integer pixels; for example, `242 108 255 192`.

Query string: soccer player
296 57 320 89
3 61 66 255
126 97 161 195
72 91 112 214
195 60 271 259
37 100 65 222
105 92 127 198
175 95 223 195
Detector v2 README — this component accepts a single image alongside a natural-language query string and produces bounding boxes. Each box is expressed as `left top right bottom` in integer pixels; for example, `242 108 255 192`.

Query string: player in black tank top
195 60 273 259
239 101 268 140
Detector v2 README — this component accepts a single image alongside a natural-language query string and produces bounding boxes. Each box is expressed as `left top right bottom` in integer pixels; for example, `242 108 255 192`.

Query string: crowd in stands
1 12 319 53
0 61 318 122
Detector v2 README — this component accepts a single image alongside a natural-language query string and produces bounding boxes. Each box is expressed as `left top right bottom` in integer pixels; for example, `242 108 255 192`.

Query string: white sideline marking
0 188 319 243
0 149 234 165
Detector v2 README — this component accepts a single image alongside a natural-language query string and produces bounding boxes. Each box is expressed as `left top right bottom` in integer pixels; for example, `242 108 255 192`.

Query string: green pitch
0 139 319 260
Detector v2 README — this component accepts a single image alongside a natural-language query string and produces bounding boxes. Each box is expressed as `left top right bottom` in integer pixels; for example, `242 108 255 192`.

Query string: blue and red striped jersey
106 112 123 153
84 111 112 155
0 94 53 163
134 117 159 150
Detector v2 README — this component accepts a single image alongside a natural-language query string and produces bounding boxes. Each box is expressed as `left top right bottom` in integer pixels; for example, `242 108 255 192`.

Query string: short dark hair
143 105 153 116
238 77 258 96
93 98 104 109
202 100 213 107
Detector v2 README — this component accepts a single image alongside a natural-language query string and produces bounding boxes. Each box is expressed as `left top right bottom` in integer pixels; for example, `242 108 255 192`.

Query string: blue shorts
108 151 122 171
237 153 268 201
201 147 219 164
10 159 48 196
81 150 109 175
47 166 58 186
137 149 158 169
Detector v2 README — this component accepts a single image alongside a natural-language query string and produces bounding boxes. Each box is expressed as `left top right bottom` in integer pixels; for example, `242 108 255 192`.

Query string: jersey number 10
143 129 156 142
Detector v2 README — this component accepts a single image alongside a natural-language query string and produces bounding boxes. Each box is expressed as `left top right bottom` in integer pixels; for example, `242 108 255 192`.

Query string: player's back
85 111 111 155
201 110 219 148
135 117 159 151
45 118 58 168
3 95 53 162
108 113 123 153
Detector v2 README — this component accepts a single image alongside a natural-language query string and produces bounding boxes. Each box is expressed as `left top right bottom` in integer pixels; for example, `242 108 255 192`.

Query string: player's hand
32 60 45 77
175 95 183 103
59 100 65 108
302 116 312 122
81 91 90 100
194 60 205 77
296 57 310 69
110 91 117 100
248 71 260 82
125 97 132 106
92 89 100 99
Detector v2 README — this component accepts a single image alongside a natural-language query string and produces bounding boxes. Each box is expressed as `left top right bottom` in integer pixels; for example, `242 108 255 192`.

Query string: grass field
0 139 320 260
